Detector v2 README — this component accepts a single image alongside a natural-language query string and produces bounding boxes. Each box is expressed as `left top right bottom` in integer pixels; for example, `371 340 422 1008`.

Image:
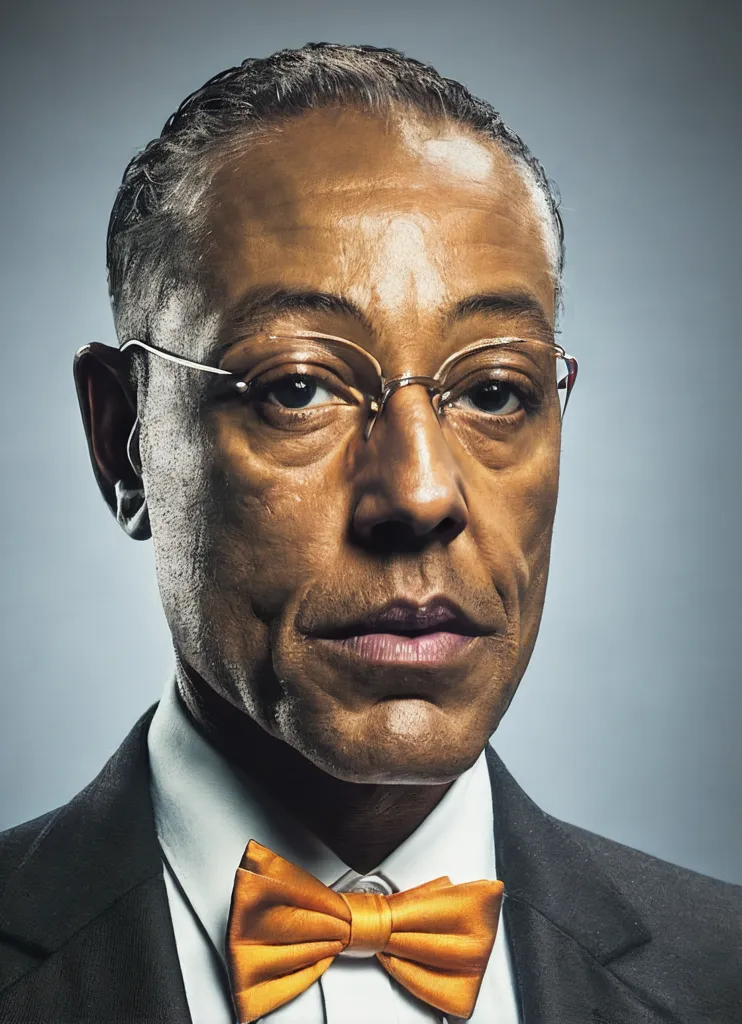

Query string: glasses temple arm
120 339 233 376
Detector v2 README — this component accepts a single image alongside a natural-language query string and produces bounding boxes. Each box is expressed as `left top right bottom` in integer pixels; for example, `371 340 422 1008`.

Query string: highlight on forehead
410 112 562 285
407 114 562 283
197 104 562 281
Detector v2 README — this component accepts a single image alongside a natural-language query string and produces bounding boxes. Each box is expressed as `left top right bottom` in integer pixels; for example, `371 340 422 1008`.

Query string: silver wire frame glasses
121 330 578 445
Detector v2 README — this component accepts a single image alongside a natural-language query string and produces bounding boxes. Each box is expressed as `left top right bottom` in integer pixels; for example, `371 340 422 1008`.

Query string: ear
74 342 151 540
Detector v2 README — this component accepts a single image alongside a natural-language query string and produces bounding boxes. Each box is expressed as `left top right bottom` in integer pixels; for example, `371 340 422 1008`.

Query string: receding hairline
155 100 562 301
107 43 565 345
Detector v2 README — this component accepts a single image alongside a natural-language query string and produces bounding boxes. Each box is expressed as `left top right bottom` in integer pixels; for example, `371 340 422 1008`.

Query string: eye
250 373 340 409
456 380 523 416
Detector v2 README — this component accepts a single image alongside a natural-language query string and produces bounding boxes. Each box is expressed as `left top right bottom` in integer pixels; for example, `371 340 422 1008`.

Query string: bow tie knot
340 890 393 956
226 840 503 1022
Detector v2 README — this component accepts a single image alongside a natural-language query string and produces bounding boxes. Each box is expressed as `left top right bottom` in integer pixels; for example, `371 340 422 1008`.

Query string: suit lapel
0 707 191 1023
487 746 679 1024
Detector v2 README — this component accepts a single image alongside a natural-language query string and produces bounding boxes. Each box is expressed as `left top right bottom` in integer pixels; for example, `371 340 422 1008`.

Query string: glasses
121 330 578 466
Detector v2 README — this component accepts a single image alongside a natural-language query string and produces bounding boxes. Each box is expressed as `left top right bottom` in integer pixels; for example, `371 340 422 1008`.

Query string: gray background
1 0 740 885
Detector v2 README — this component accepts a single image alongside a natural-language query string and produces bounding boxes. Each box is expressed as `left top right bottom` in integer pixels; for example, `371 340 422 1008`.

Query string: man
0 41 738 1024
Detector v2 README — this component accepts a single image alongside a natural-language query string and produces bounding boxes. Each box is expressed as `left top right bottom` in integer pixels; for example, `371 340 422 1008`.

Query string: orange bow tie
226 840 504 1022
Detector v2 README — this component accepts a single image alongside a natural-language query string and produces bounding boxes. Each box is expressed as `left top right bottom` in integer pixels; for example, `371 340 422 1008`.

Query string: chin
289 697 489 785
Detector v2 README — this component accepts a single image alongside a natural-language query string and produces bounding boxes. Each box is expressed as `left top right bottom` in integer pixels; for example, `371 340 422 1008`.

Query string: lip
315 597 485 639
309 597 487 666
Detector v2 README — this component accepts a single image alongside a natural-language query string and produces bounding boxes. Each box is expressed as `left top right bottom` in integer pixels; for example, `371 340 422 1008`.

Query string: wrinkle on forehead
179 107 558 346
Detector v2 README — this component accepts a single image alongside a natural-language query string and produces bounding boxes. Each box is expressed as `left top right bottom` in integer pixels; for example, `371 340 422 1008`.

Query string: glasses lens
224 338 379 463
436 340 565 462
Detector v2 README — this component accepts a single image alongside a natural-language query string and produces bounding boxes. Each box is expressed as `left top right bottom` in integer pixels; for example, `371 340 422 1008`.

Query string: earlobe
114 479 151 540
117 417 151 540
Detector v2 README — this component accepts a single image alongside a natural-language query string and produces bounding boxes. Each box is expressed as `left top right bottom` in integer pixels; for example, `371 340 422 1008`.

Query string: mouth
309 597 487 666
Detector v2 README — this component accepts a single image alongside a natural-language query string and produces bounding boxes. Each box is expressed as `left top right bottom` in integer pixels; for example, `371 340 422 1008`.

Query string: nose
351 384 469 551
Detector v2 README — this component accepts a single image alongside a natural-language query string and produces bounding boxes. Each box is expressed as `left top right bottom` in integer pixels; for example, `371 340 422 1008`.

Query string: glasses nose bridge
365 374 444 440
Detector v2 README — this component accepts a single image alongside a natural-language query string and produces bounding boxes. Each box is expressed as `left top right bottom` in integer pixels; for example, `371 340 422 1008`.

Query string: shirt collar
148 676 496 961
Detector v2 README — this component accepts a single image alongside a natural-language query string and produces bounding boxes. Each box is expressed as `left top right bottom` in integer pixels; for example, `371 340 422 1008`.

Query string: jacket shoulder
555 816 742 1018
0 707 159 908
556 816 742 911
0 809 62 895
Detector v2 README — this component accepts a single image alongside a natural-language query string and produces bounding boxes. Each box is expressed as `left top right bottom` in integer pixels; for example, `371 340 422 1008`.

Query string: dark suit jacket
0 706 739 1024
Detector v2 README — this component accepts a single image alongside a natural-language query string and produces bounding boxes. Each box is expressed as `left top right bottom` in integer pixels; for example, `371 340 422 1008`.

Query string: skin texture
76 105 561 872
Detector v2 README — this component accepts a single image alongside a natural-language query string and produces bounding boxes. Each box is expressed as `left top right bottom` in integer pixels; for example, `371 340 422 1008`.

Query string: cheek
222 486 344 601
518 441 561 558
509 442 560 624
144 391 354 616
206 424 352 615
468 439 559 611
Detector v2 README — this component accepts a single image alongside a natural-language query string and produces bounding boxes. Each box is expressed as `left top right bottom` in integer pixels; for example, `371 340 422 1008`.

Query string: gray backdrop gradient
1 0 740 885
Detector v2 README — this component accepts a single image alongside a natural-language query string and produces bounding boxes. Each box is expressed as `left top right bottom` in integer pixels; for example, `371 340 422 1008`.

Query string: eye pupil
469 381 511 412
272 374 317 408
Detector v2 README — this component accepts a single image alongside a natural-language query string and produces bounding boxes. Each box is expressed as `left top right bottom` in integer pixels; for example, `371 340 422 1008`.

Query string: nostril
362 515 464 554
367 520 428 554
433 515 465 543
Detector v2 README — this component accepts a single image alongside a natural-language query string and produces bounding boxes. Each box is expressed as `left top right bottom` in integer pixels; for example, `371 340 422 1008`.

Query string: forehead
202 105 556 333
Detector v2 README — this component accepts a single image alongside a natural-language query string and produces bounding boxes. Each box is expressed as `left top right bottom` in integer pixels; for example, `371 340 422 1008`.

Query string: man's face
139 105 561 784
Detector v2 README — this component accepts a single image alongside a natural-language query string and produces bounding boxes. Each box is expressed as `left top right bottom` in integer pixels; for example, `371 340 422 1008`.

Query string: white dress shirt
147 678 521 1024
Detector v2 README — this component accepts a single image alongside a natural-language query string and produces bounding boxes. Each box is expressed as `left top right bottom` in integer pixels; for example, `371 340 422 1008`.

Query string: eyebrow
445 292 554 337
221 286 374 339
216 284 553 356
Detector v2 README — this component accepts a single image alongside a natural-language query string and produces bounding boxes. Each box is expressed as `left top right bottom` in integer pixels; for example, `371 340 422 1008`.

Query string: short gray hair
107 42 564 343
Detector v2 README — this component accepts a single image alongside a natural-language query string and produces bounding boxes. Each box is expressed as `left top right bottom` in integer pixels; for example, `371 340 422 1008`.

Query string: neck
176 665 454 875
